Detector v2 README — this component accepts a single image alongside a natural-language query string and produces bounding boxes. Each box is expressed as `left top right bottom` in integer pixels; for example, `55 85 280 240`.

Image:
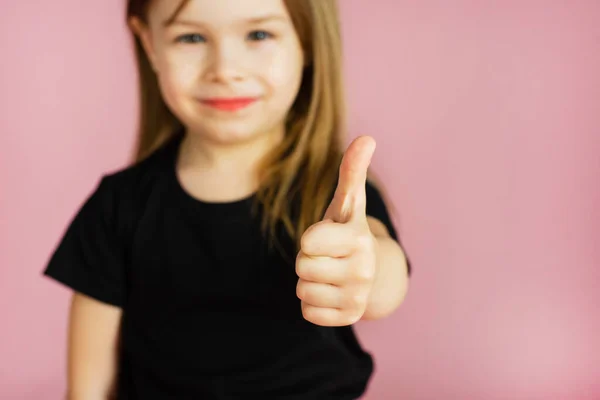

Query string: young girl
44 0 411 398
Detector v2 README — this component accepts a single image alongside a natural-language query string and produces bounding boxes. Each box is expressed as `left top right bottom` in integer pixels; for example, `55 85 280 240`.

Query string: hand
296 136 378 326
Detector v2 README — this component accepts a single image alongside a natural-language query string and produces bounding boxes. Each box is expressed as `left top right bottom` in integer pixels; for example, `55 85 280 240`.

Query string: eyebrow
165 15 288 28
163 0 190 26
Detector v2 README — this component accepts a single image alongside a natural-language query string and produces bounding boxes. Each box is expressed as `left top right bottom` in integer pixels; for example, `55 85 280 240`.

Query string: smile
199 97 258 112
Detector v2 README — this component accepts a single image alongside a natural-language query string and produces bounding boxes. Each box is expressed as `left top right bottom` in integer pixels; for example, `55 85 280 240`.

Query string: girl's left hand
296 136 378 327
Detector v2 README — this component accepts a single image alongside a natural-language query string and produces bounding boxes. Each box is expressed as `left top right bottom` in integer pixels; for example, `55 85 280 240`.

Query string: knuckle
296 280 306 300
301 304 316 322
300 233 312 254
295 256 310 280
354 264 375 282
347 291 367 309
301 303 309 318
300 227 319 254
301 221 331 255
347 312 362 325
302 305 335 327
355 233 374 251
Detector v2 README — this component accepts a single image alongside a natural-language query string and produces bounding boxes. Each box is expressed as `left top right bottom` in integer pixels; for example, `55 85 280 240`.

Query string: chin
175 102 285 146
189 122 266 146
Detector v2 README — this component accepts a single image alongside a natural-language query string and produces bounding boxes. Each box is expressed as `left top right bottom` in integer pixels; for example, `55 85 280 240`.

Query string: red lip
199 97 257 111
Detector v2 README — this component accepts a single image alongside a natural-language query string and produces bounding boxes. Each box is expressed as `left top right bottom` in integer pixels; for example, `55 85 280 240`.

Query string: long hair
127 0 347 252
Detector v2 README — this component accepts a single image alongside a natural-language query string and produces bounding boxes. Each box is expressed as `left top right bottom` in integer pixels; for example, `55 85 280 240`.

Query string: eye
247 30 273 41
175 34 206 44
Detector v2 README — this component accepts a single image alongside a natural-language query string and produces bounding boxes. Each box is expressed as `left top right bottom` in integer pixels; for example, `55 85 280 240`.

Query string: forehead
148 0 291 27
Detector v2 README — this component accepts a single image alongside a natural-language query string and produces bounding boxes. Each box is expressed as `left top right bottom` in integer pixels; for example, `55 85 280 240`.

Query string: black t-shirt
44 134 410 399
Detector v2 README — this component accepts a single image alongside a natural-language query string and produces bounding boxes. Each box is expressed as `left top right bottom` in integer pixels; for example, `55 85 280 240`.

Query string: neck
176 127 284 202
181 129 283 171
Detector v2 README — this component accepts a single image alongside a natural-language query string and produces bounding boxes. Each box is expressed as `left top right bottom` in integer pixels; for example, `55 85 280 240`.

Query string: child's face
137 0 305 144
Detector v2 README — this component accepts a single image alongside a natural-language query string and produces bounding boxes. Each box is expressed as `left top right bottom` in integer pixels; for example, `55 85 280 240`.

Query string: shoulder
99 136 179 202
81 136 179 234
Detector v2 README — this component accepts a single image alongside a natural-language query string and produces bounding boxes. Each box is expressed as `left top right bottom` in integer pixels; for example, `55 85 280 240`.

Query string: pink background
1 1 599 398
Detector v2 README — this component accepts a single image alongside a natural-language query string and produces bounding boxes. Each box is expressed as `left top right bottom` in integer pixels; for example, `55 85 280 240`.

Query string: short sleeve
43 176 127 306
366 181 412 276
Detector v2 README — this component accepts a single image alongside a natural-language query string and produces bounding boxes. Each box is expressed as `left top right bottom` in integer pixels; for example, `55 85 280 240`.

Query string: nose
205 40 246 83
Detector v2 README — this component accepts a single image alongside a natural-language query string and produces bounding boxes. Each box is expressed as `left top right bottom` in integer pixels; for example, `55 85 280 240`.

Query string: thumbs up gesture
296 136 378 326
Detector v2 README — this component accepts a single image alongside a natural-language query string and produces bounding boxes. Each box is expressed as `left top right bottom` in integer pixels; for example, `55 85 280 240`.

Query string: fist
296 136 378 326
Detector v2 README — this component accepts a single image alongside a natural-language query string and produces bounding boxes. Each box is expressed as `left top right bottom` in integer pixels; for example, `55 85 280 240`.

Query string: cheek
156 58 204 120
158 51 204 98
262 44 304 107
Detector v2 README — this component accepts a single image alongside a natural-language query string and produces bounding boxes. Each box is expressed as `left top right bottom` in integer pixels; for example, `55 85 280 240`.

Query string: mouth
199 97 258 112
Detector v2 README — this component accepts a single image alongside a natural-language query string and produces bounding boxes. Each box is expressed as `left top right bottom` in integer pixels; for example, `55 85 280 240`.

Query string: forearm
66 363 117 400
67 294 121 400
66 378 116 400
362 236 410 320
66 391 113 400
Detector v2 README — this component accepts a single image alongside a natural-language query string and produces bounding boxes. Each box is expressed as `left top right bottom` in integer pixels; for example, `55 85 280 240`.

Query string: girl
44 0 411 398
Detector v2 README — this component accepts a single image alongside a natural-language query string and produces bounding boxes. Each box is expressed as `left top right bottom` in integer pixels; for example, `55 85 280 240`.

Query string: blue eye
176 34 206 44
247 30 273 41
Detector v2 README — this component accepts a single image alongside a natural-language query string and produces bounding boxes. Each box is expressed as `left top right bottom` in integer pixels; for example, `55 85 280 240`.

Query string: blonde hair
127 0 347 252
